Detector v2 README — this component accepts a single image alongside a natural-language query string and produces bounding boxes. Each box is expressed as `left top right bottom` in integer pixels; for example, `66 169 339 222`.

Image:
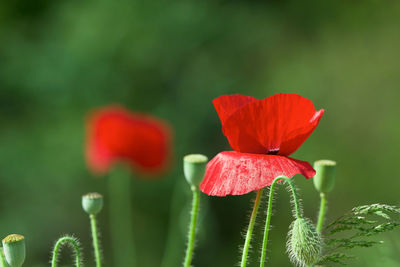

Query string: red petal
221 93 324 156
85 106 172 176
200 151 315 196
213 94 258 125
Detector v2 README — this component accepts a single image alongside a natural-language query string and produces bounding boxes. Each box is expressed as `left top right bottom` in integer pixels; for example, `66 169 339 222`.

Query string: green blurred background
1 0 400 266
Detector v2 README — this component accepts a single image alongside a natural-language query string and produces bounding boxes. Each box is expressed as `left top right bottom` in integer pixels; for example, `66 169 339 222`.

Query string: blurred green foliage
1 0 400 266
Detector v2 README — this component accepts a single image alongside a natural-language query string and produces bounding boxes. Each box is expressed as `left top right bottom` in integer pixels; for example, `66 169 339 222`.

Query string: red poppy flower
85 105 172 176
200 93 324 196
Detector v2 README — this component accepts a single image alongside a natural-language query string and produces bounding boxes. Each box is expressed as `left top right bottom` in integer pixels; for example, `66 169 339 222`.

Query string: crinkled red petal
200 151 315 196
220 93 324 156
86 106 171 176
213 94 258 125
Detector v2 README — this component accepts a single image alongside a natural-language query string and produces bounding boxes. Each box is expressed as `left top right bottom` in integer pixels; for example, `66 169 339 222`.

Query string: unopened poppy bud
183 154 208 188
313 160 337 194
2 234 26 267
287 218 322 267
82 192 104 215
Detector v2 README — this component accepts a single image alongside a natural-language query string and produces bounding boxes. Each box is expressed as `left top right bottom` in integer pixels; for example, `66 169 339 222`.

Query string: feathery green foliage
317 204 400 266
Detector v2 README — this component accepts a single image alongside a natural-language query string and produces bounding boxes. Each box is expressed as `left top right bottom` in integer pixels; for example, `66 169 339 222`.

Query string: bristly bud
183 154 208 188
2 234 26 267
313 160 337 194
82 192 104 215
287 218 322 267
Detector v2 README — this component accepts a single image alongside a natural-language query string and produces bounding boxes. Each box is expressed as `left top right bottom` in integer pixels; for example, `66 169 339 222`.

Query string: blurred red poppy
200 93 324 196
85 106 172 176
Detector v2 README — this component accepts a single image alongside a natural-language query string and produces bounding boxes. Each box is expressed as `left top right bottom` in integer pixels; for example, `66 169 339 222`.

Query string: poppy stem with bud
82 193 104 267
260 176 301 267
241 188 263 267
313 160 337 234
183 154 207 267
51 236 82 267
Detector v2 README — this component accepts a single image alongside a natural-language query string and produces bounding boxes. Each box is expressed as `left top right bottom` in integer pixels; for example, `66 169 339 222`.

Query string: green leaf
373 210 390 219
317 253 354 265
319 203 400 266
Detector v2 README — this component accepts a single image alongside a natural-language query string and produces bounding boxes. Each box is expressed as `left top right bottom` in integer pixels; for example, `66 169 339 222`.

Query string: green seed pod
2 234 26 267
313 160 337 194
287 218 322 267
82 192 104 215
183 154 208 187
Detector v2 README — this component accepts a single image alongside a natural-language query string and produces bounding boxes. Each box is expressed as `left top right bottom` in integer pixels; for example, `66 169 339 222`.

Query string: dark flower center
267 148 280 155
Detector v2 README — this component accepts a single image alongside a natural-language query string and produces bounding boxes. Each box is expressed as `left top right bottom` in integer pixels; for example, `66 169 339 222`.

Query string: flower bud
2 234 26 267
82 192 104 215
183 154 208 188
287 218 322 267
313 160 337 194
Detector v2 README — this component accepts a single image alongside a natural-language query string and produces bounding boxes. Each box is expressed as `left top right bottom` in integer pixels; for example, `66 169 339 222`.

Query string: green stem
109 167 136 266
316 193 327 234
90 214 102 267
51 236 82 267
183 186 200 267
0 247 6 267
240 189 263 267
260 176 301 267
160 181 188 267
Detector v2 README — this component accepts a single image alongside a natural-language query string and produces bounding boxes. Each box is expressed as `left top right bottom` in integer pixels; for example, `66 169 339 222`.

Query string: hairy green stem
109 167 136 266
316 193 327 234
241 189 263 267
90 214 102 267
260 176 301 267
183 186 200 267
51 236 82 267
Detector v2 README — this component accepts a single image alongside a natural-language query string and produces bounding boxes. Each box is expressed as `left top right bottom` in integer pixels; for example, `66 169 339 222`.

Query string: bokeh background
1 0 400 266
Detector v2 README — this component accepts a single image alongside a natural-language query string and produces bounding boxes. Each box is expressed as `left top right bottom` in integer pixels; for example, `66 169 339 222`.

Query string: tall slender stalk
316 193 327 234
260 176 301 267
160 181 187 267
90 214 102 267
109 167 136 266
240 189 263 267
183 186 200 267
